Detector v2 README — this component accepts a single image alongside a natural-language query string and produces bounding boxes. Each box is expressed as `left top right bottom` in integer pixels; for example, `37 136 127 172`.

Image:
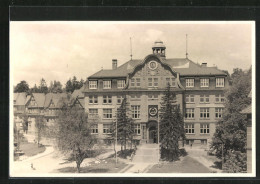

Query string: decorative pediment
129 54 178 78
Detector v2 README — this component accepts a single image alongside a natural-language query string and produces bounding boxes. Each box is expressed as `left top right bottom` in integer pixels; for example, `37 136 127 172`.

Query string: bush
117 149 135 159
222 150 247 173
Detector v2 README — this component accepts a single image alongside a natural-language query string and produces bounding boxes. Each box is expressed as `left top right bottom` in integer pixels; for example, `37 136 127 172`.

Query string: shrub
117 149 135 159
222 150 247 173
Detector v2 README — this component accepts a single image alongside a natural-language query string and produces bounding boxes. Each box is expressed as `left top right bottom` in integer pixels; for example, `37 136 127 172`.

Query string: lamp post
158 120 160 163
115 119 118 167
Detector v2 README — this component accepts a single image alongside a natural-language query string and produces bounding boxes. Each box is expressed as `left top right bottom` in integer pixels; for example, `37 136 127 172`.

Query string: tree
65 76 84 93
30 84 40 93
159 83 185 161
115 97 135 151
14 80 29 93
211 68 251 172
39 78 48 94
55 104 96 173
49 80 63 93
35 115 47 147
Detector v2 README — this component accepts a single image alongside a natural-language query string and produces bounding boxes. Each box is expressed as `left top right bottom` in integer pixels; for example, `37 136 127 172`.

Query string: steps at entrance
132 143 159 163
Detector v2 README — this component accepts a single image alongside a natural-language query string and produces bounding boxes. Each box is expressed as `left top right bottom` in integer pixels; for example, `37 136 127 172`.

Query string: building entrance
148 126 158 144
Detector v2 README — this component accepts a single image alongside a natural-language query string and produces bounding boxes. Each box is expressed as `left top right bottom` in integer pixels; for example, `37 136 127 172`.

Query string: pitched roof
88 58 227 78
32 93 46 107
44 93 68 108
71 85 85 99
14 93 27 105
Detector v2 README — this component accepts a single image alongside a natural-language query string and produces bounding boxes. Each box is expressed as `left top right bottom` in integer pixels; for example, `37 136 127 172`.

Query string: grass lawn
19 142 46 157
57 157 128 173
147 156 211 173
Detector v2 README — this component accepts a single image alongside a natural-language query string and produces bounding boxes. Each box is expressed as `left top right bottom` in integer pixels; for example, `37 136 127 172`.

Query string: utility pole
130 37 133 60
158 120 160 163
115 119 118 167
186 34 188 59
221 142 224 170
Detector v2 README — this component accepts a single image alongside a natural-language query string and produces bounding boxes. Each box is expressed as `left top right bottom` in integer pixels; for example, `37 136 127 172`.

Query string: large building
84 40 229 147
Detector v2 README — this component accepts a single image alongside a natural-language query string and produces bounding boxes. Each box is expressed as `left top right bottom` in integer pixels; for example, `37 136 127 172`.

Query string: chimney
112 59 117 70
201 63 207 67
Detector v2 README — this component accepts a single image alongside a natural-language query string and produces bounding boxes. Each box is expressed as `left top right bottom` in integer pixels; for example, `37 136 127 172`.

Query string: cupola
152 39 166 58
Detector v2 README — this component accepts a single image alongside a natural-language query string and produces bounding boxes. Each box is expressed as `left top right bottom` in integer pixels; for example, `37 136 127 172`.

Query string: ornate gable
127 54 184 90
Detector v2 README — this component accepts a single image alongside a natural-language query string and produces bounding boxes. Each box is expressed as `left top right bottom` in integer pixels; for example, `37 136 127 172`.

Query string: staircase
132 143 159 163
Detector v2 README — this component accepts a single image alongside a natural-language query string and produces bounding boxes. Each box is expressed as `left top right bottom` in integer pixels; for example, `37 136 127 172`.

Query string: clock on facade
148 60 158 70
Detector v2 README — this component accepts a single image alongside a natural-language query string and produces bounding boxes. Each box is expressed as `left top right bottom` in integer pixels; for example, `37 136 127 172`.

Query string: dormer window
200 78 209 87
186 79 194 88
117 80 126 89
103 80 111 89
216 78 225 87
89 81 97 89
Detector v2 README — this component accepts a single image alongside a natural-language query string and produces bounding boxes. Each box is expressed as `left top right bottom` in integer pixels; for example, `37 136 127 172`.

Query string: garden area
57 157 128 173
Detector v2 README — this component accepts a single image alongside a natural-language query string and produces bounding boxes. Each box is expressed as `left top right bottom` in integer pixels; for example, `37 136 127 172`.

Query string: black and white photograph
9 21 255 177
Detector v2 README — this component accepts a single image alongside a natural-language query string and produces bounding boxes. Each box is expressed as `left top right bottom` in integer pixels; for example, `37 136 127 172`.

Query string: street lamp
114 119 118 167
158 120 160 163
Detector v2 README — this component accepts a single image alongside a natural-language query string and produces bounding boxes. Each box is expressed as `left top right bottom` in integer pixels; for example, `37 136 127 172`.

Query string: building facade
84 40 229 147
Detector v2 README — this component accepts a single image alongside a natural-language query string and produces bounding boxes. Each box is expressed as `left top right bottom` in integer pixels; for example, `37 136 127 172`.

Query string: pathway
121 143 158 173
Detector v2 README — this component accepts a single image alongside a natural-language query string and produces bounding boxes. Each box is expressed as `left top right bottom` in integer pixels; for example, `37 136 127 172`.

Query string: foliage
54 104 96 173
49 80 63 93
222 150 247 173
159 83 185 161
211 67 251 172
114 97 135 151
117 149 135 159
14 80 30 93
35 115 47 147
65 76 84 93
30 84 40 93
39 78 48 94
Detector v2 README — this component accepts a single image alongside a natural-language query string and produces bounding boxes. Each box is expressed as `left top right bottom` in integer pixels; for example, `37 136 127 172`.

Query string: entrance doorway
149 126 157 144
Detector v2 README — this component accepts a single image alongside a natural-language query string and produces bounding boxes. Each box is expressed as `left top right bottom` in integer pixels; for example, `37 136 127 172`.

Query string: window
185 94 195 103
200 123 210 134
216 78 225 87
130 94 141 101
91 124 98 134
200 94 210 103
185 108 195 119
148 78 158 87
89 81 97 89
185 123 194 134
215 108 223 118
136 78 141 87
103 95 112 104
103 80 111 89
131 105 140 119
131 78 141 87
200 78 209 87
117 95 124 104
148 93 158 100
117 80 126 89
154 78 158 87
103 124 112 134
215 94 225 103
200 108 210 119
103 109 112 119
134 124 141 135
166 77 176 87
89 95 98 104
89 109 98 117
186 79 194 88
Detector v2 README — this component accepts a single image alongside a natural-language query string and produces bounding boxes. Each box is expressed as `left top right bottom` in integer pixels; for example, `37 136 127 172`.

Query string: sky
10 21 254 87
